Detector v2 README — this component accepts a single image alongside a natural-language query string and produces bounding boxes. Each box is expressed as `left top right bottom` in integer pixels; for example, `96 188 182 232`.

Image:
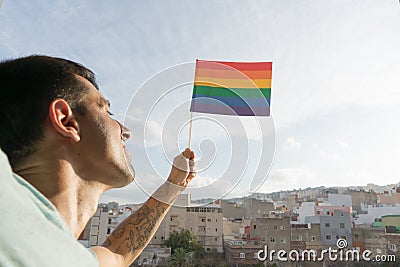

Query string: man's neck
49 182 104 238
15 157 106 238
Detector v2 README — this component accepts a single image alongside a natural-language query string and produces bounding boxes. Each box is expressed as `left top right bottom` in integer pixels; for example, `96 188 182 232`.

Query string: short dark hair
0 55 99 168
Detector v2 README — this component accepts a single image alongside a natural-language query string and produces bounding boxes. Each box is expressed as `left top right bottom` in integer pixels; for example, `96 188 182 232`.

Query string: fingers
169 148 196 186
182 148 193 159
173 153 190 172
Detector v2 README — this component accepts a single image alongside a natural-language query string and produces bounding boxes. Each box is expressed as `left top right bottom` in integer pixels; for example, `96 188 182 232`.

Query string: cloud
284 137 301 150
337 140 349 149
257 167 317 193
344 171 374 182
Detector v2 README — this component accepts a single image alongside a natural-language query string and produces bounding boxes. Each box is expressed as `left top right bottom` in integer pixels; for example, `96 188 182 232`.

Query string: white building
354 204 400 225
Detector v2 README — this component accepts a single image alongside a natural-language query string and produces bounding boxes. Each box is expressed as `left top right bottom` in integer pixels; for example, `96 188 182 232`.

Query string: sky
0 0 399 203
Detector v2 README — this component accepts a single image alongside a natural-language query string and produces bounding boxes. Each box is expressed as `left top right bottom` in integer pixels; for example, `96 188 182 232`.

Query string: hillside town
78 183 400 266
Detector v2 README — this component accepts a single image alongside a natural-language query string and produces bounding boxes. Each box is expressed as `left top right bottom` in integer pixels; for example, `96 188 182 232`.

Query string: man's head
0 55 134 187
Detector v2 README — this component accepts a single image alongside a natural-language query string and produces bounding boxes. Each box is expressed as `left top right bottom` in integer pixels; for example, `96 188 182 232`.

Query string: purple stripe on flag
190 102 270 116
192 94 271 107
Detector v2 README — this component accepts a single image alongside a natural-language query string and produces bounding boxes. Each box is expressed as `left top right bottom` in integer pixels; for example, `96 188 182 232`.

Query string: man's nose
117 121 131 141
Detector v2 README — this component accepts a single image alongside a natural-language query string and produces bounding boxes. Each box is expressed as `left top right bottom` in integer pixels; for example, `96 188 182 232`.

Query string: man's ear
48 99 80 142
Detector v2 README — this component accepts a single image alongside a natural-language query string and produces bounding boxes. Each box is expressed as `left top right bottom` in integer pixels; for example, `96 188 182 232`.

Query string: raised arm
92 149 195 267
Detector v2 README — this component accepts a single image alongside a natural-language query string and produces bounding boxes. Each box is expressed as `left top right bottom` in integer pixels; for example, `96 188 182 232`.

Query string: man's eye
107 111 114 116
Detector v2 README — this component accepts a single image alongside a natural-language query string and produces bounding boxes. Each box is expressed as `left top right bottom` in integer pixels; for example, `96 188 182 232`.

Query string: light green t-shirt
0 149 98 267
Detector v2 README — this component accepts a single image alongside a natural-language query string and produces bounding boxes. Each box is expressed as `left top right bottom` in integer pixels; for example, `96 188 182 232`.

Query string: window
389 244 396 251
207 218 211 222
280 225 285 230
376 248 382 254
107 228 111 234
340 223 345 228
215 237 218 241
325 223 330 227
161 236 164 240
239 253 245 259
234 254 238 258
206 248 211 252
311 236 316 241
154 236 157 239
326 235 331 240
269 237 275 243
201 218 206 222
215 228 218 232
354 234 359 239
280 237 286 243
297 235 303 241
254 252 259 259
341 236 347 240
253 225 256 230
273 225 278 230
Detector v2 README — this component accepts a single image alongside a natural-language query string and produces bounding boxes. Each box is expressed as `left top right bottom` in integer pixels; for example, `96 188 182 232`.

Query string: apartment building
379 188 400 205
79 204 109 246
221 200 245 219
354 204 400 225
305 210 352 248
250 215 291 253
314 205 353 228
223 217 251 240
131 247 171 266
79 202 134 247
149 194 224 252
243 197 275 218
224 240 263 267
348 189 378 214
290 223 322 252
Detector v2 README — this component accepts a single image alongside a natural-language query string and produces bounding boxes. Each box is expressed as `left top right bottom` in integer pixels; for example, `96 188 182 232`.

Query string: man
0 55 195 266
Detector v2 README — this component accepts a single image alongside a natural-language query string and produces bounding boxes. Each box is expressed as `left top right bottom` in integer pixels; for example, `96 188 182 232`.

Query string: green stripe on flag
193 85 271 99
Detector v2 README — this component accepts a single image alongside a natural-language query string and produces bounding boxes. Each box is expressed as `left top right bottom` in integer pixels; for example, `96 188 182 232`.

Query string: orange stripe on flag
196 68 272 79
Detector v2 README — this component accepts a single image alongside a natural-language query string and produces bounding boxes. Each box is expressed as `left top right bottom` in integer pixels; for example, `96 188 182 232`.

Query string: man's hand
167 148 196 187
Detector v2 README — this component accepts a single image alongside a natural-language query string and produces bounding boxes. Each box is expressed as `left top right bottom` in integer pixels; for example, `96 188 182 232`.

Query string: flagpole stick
187 111 193 203
188 111 193 149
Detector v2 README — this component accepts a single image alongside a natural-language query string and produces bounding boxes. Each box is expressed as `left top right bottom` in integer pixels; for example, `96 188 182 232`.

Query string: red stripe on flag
196 60 272 71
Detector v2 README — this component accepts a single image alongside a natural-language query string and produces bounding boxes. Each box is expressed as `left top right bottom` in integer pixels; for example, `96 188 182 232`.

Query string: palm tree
168 248 190 267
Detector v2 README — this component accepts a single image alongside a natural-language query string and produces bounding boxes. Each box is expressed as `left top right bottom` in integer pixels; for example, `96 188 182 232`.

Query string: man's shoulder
0 148 98 267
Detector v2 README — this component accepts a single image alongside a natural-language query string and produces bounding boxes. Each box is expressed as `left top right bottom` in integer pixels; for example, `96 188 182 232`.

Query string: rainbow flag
190 60 272 116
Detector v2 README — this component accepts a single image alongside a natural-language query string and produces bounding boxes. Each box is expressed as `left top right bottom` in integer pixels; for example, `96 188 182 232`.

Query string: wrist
151 181 185 205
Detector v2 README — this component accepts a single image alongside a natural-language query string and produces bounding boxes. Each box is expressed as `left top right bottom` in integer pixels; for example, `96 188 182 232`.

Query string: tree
163 228 203 256
167 248 190 267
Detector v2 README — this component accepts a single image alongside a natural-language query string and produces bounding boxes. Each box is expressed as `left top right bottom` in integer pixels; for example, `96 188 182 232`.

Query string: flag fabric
190 60 272 116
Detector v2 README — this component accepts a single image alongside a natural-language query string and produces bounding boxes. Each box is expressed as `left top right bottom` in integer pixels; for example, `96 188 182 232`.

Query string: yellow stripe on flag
194 77 271 88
